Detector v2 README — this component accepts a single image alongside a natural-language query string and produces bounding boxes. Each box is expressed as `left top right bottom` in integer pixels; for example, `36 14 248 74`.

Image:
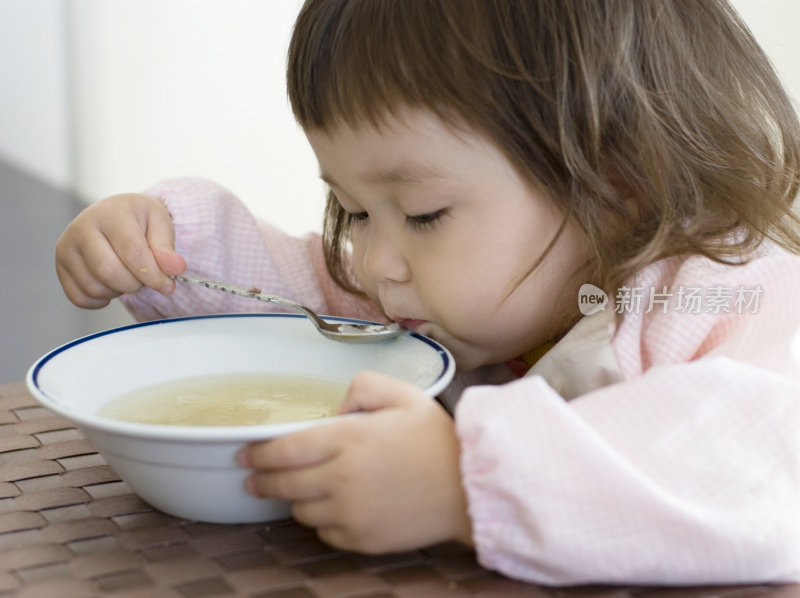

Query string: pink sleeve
119 177 385 323
456 253 800 585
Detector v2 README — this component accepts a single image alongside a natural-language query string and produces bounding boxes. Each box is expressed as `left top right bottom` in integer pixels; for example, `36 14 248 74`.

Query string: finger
103 229 169 293
81 194 174 293
247 467 329 501
291 499 337 529
55 216 126 305
149 246 186 296
239 423 344 470
316 526 346 550
82 229 151 295
339 371 427 414
55 265 113 309
56 236 132 303
143 200 177 254
146 206 186 283
315 526 370 553
153 246 186 277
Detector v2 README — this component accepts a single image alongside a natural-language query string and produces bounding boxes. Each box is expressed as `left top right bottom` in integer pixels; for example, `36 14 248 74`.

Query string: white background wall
0 0 71 190
1 0 799 236
67 0 324 236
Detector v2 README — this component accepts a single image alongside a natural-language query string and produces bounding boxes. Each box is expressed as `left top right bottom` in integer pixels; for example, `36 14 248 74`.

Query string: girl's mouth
396 318 427 332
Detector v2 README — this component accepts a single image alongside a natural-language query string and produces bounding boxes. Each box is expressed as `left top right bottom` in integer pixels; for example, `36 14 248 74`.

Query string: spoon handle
172 274 296 311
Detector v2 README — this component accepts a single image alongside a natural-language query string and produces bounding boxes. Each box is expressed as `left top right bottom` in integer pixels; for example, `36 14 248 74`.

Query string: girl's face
307 109 591 371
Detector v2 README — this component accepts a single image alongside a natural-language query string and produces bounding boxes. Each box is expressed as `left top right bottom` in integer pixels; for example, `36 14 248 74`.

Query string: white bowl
26 314 455 523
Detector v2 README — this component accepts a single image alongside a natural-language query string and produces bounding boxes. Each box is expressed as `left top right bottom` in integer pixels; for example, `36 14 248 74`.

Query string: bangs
288 0 512 132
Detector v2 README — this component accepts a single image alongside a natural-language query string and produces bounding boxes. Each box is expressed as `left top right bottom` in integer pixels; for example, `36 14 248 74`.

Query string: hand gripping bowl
27 314 455 523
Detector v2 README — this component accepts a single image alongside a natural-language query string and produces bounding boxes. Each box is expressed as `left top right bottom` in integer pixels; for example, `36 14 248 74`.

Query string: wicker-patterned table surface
0 382 797 598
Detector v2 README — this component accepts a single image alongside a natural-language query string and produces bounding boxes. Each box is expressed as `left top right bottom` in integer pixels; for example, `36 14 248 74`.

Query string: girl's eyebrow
320 162 448 188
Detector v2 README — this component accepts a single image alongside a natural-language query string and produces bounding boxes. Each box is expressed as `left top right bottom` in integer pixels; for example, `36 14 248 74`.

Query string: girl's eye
346 211 369 225
344 208 448 230
407 209 447 231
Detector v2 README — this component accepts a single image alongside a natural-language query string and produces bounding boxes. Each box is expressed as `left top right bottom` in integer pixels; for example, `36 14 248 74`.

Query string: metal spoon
171 273 402 343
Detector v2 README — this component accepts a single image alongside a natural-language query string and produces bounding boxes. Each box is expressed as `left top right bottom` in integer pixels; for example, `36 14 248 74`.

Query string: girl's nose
362 230 411 283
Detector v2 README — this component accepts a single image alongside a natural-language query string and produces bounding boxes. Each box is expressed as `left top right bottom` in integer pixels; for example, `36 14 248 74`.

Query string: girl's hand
56 193 186 308
239 371 473 554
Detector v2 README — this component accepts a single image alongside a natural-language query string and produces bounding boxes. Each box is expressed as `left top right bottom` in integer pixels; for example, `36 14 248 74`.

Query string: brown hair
287 0 800 303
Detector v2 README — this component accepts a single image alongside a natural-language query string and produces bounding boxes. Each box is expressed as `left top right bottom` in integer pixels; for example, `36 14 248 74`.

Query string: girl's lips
396 318 427 331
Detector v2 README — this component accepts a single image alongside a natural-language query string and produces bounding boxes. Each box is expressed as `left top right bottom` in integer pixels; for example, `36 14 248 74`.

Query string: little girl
55 0 800 586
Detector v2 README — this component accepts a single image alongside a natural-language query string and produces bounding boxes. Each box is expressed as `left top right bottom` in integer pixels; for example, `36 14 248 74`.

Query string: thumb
338 371 426 414
152 246 187 277
144 206 186 277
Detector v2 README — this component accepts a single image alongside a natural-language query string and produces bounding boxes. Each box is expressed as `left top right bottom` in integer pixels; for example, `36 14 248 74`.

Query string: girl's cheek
351 246 374 289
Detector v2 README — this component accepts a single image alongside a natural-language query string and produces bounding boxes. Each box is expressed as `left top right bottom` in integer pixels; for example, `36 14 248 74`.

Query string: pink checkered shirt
122 178 800 585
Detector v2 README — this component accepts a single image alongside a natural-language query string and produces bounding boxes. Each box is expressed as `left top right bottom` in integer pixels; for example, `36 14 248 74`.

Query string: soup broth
98 373 348 426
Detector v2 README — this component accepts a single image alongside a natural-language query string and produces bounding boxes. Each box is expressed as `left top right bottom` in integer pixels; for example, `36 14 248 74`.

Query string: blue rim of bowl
25 313 455 441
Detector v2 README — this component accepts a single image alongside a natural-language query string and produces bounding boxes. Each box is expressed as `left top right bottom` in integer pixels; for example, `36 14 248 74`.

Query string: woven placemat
1 382 797 598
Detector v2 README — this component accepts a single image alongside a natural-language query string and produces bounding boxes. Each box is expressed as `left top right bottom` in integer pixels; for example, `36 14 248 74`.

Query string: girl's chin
405 324 495 371
454 355 491 373
429 336 485 372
